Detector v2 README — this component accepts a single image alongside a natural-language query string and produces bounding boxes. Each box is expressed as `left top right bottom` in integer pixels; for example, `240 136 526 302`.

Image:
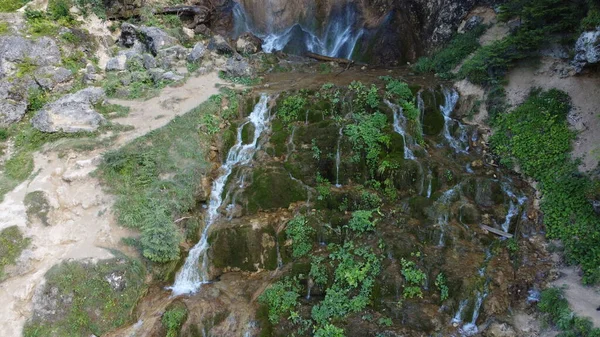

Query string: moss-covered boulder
23 256 146 337
243 166 307 214
421 89 445 136
208 222 279 272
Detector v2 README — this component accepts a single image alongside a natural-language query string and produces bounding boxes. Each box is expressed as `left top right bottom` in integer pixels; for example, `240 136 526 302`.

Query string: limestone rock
207 35 234 55
105 55 127 71
142 53 157 70
34 66 73 90
224 58 254 78
572 27 600 73
0 36 61 68
188 42 207 63
139 26 178 56
236 32 263 55
463 15 483 32
31 87 106 133
182 27 195 39
484 322 517 337
0 81 27 126
161 71 184 82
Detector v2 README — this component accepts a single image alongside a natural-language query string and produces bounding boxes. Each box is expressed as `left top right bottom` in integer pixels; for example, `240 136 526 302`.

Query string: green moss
209 225 278 271
0 226 30 280
23 256 146 337
0 0 29 12
244 166 307 214
24 191 51 226
421 89 445 136
270 119 290 157
162 302 188 337
241 122 255 145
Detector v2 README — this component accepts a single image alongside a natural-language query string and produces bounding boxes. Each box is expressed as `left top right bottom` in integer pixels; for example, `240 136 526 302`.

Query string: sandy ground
0 72 223 337
551 266 600 328
505 58 600 172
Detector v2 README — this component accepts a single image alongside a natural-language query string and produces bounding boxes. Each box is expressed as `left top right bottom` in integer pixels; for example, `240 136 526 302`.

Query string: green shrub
490 89 600 283
347 210 376 233
286 215 314 258
0 21 9 34
277 94 307 124
0 0 29 12
48 0 73 21
538 288 600 335
162 305 188 337
400 253 426 299
258 278 301 324
435 273 449 302
345 112 390 172
0 226 30 280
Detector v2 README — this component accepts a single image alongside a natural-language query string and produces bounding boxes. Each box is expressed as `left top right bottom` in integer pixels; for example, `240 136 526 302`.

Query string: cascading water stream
426 169 433 199
335 126 343 187
500 184 528 233
385 99 416 160
168 94 271 296
440 88 469 154
233 1 364 59
434 186 458 247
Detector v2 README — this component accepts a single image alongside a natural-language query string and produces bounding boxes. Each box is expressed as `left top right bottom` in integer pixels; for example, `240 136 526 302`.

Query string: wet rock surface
573 27 600 72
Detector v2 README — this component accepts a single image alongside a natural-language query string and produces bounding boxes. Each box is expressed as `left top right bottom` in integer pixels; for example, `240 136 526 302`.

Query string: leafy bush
490 89 600 283
538 288 600 336
435 273 449 302
345 112 390 172
162 305 188 337
314 324 345 337
400 254 426 299
0 0 29 12
286 215 314 258
278 94 307 124
48 0 74 21
310 255 328 286
258 278 301 324
348 210 376 233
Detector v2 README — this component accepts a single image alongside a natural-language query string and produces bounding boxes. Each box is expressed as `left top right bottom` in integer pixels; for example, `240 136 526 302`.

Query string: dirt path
551 266 600 328
505 58 600 172
0 72 223 337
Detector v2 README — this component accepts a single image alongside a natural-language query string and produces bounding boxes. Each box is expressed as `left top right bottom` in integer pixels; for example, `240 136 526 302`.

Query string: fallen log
306 52 355 65
480 225 513 238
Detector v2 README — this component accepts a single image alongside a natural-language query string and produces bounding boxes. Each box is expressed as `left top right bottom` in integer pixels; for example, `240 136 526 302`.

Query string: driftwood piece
480 225 514 238
306 52 355 65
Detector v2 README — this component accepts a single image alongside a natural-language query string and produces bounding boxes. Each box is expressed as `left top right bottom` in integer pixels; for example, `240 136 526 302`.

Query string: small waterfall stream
500 183 528 233
441 88 469 154
385 99 416 160
426 170 433 199
169 95 271 296
434 186 458 247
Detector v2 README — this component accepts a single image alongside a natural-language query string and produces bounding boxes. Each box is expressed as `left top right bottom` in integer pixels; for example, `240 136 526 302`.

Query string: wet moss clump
0 226 30 280
244 166 307 214
421 89 445 136
24 190 51 226
208 225 278 271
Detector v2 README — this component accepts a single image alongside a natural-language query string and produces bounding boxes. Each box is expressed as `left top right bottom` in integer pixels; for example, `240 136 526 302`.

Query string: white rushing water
233 1 364 59
500 184 528 233
385 99 416 160
435 186 458 247
169 94 271 296
440 88 469 154
426 169 433 199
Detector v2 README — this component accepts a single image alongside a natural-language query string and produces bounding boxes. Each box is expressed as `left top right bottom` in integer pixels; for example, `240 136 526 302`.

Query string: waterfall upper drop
441 88 470 154
385 99 416 160
233 1 364 59
169 94 271 296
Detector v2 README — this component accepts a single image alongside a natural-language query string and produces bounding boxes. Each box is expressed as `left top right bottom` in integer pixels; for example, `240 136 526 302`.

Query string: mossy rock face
241 122 255 145
462 178 505 208
391 160 423 193
270 119 290 158
208 223 278 272
23 256 146 337
243 166 308 214
460 204 481 224
421 89 445 136
0 226 30 280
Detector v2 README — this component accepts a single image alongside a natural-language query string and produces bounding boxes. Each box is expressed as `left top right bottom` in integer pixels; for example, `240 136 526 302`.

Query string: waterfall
335 127 343 187
385 99 416 160
460 291 487 336
500 184 528 233
434 186 457 247
440 88 469 154
451 299 469 326
285 125 297 162
426 170 433 199
233 2 364 59
168 94 271 296
306 279 313 300
275 236 283 269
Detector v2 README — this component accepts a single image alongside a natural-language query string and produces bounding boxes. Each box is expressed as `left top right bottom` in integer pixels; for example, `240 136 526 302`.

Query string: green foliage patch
0 226 30 280
538 288 600 336
0 0 30 12
23 257 146 337
258 277 301 324
490 89 600 283
162 304 188 337
286 215 315 258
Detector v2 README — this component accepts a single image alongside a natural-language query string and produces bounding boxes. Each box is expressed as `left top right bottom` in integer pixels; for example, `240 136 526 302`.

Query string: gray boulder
207 35 234 55
161 71 184 82
32 87 106 133
0 36 61 67
139 26 178 56
106 55 127 71
463 15 483 32
236 32 263 55
0 82 27 126
224 58 254 78
142 53 157 70
34 66 73 90
119 22 138 48
572 27 600 73
188 42 206 63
